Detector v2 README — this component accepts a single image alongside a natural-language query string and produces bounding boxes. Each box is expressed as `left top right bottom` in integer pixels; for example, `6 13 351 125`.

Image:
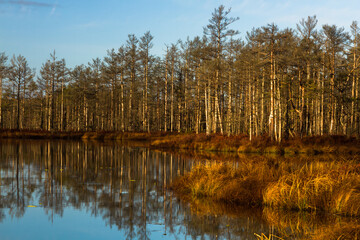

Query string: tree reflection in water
0 140 271 239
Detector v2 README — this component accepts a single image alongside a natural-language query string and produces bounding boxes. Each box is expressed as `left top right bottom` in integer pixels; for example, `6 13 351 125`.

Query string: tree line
1 5 360 141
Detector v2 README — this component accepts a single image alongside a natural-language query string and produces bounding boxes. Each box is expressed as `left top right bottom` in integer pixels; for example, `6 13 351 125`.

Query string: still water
0 140 271 240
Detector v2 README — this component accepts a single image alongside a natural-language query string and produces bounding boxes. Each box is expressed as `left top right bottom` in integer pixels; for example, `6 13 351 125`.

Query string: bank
1 129 360 155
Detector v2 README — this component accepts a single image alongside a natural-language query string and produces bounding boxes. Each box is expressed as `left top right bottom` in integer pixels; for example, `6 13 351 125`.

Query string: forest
1 5 360 142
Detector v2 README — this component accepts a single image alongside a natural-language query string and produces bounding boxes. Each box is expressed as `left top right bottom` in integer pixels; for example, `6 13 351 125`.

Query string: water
0 140 270 240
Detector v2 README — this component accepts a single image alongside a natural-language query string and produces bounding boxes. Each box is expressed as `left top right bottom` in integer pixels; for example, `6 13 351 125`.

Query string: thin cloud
50 5 56 15
0 0 56 8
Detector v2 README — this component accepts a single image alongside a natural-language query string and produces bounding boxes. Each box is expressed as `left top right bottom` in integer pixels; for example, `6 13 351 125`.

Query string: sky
1 0 360 72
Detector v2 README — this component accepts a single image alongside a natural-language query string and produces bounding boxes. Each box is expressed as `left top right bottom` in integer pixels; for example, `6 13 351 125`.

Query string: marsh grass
0 129 158 141
254 233 284 240
172 159 282 205
264 160 360 216
172 157 360 217
0 129 85 139
151 133 360 154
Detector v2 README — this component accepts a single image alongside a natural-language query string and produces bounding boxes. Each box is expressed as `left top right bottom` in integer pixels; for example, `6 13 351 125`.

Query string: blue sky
1 0 360 71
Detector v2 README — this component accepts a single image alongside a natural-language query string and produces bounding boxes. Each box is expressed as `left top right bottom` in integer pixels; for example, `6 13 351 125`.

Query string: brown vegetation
171 160 277 206
171 157 360 216
264 160 360 216
0 129 85 139
150 133 360 154
0 129 158 141
1 130 360 154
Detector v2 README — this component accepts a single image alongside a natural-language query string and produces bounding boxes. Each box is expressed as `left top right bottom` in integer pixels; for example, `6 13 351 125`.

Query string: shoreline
0 129 359 155
1 130 360 239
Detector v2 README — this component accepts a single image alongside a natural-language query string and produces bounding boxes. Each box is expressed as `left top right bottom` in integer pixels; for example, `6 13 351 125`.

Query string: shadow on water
0 139 359 239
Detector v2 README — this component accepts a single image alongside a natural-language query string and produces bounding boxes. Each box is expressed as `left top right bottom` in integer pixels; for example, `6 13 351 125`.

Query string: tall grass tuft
173 157 360 217
172 160 280 205
263 160 360 216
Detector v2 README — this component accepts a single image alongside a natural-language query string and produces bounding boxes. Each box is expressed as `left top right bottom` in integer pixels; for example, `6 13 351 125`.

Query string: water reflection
0 140 271 240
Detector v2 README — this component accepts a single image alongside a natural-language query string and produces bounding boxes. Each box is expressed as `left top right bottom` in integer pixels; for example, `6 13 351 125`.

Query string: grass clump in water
263 161 360 216
172 160 279 206
172 157 360 216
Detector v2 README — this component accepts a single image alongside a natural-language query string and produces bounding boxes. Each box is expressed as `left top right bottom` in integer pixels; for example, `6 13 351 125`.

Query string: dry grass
0 129 156 141
264 160 360 216
171 160 281 205
254 233 284 240
0 129 85 139
172 157 360 217
151 133 360 154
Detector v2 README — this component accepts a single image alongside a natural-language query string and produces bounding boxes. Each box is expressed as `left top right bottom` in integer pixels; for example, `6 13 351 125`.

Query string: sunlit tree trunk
227 68 232 136
269 49 275 139
170 53 174 132
164 53 168 132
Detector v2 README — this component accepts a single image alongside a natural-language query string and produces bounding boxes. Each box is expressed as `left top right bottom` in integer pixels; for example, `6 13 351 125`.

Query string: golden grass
150 133 360 154
264 161 360 216
172 157 360 217
254 233 284 240
171 159 282 205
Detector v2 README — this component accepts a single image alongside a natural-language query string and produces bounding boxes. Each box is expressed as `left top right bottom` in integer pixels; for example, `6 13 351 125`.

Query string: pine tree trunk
195 66 200 134
170 58 174 132
129 73 133 131
121 74 124 132
205 82 211 135
184 58 188 132
164 57 168 132
351 36 357 134
249 76 252 141
277 76 282 142
145 62 149 132
269 50 275 139
227 69 232 136
17 79 21 130
260 72 264 134
51 75 55 130
177 101 181 132
83 91 87 131
61 79 64 131
330 50 336 134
